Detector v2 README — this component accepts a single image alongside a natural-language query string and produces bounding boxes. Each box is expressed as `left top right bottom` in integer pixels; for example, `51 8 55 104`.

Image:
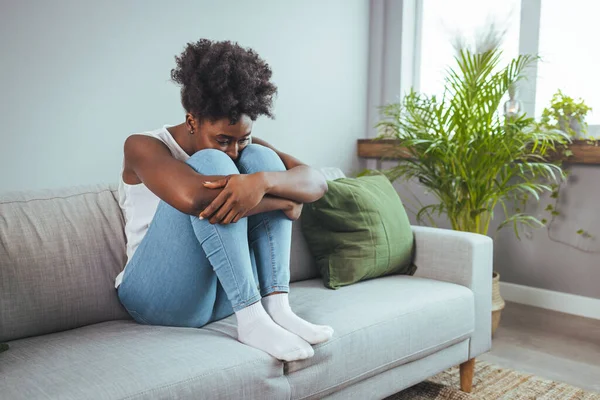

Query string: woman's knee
186 148 239 175
238 144 285 173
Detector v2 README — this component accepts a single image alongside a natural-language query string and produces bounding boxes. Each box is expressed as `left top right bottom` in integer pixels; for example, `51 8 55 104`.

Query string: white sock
235 301 314 362
262 293 334 345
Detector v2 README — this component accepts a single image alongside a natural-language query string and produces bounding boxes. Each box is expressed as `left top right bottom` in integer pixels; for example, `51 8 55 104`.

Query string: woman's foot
236 302 314 362
262 293 334 345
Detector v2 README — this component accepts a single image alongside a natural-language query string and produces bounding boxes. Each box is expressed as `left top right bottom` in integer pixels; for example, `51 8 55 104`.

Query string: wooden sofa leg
459 358 475 393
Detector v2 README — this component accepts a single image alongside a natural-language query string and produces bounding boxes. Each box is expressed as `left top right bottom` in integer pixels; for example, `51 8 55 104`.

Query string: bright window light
535 0 600 124
419 0 521 99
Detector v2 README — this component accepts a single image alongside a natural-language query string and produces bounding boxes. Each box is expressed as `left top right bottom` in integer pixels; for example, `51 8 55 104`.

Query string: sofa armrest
411 225 493 359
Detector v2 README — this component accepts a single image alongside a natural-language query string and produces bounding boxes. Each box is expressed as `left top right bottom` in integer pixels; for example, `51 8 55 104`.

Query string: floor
479 301 600 393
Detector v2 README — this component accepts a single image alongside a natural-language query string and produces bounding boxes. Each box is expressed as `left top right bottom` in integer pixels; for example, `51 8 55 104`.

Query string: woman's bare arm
248 137 328 203
124 135 296 219
246 196 301 220
198 138 327 222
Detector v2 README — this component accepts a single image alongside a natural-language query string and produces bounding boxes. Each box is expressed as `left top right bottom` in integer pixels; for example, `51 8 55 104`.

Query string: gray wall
492 166 600 299
386 163 600 300
0 0 369 192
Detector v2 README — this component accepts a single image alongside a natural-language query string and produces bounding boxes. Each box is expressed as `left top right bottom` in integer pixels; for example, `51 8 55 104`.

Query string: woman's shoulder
126 126 170 141
123 126 189 169
124 126 175 153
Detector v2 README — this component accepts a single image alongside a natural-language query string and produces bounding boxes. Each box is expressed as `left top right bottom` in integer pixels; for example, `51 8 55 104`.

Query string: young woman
116 39 333 362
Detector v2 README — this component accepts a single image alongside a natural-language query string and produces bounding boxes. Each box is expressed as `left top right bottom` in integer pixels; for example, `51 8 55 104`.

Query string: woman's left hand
200 174 267 224
283 201 303 221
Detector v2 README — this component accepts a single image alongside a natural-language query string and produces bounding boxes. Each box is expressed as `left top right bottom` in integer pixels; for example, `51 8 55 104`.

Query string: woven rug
386 361 600 400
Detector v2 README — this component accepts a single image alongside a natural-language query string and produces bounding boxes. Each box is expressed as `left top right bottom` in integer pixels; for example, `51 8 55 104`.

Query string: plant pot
491 271 505 336
559 116 586 139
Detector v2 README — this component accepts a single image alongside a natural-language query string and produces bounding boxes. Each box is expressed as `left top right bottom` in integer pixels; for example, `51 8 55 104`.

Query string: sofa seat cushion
1 321 289 400
291 276 474 399
208 276 475 400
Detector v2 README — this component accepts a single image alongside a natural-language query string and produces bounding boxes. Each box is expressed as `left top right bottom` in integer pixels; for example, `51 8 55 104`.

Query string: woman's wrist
282 198 295 212
264 196 294 212
256 171 275 195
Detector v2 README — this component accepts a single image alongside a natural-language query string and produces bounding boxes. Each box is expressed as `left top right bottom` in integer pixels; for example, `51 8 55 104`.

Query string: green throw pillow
301 175 416 289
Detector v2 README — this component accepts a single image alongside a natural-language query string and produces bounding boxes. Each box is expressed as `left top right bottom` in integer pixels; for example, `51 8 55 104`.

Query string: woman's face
188 114 253 161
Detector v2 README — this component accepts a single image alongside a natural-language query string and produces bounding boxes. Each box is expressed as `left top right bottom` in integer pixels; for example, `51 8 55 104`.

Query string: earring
190 129 194 135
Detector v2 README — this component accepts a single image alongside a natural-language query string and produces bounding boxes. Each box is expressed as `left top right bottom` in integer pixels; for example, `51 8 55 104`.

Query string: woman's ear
186 113 199 134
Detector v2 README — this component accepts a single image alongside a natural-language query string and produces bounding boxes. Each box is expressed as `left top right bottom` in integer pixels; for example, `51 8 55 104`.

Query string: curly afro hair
171 39 277 124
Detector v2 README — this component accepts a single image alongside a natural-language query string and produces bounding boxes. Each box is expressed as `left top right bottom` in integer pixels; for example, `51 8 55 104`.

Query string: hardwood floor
479 301 600 392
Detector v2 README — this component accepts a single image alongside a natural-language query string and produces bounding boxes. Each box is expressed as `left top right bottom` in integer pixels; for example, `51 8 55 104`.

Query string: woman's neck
167 123 195 156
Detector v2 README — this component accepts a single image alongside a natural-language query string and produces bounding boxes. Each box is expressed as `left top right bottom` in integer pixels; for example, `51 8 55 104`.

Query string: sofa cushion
301 175 415 289
0 185 130 342
289 277 474 399
1 320 289 400
206 276 474 400
289 167 346 283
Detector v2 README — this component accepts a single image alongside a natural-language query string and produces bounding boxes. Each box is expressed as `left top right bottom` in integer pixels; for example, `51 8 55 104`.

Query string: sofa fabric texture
412 226 493 358
0 278 473 400
0 320 289 400
0 186 130 342
204 277 474 400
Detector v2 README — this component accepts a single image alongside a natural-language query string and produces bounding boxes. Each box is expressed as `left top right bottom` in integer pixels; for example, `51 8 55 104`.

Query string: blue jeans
117 144 292 328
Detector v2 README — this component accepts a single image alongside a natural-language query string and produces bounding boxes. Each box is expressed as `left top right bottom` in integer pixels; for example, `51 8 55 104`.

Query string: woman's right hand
283 201 303 221
201 173 268 224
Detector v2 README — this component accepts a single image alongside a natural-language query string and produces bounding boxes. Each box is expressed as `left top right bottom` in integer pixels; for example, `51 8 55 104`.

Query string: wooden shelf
357 139 600 165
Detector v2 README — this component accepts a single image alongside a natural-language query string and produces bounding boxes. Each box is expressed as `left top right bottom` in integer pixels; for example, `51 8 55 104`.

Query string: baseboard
499 282 600 320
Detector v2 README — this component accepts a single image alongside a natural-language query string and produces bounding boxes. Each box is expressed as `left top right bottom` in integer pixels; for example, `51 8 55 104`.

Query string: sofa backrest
0 168 344 342
0 185 130 342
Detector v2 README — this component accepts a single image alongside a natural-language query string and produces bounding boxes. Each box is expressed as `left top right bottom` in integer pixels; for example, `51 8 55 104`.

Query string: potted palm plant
373 33 568 335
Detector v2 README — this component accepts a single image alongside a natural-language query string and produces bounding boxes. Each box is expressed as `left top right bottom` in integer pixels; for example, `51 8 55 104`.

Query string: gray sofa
0 170 492 400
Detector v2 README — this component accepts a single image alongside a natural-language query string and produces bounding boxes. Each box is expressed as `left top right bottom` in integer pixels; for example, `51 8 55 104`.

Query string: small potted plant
541 90 592 139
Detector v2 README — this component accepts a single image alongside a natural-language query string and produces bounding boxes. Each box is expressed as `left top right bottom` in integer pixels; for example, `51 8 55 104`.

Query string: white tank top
115 125 190 288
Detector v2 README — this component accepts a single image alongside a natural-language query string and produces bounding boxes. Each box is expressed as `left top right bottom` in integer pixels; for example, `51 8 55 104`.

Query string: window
536 0 600 124
419 0 521 98
416 0 599 130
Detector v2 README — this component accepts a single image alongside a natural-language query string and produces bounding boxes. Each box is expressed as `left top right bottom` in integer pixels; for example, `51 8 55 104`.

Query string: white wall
0 0 369 192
